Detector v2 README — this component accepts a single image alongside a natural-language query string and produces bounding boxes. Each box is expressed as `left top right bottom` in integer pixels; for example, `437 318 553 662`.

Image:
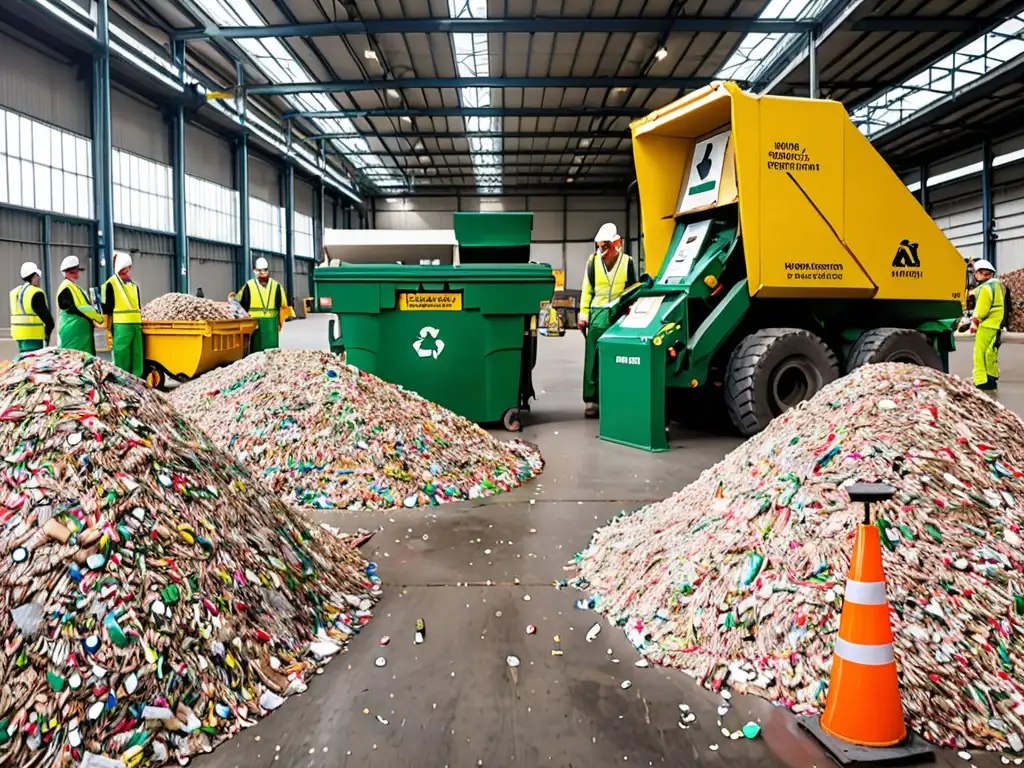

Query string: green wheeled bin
314 263 555 430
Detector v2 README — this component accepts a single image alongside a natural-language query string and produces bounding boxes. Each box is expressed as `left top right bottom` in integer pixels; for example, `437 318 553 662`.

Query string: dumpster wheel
845 328 942 373
502 408 522 433
724 328 839 436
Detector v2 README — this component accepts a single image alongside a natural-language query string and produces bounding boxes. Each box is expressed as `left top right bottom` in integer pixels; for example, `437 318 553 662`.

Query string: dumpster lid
312 262 555 283
454 212 533 265
321 228 459 265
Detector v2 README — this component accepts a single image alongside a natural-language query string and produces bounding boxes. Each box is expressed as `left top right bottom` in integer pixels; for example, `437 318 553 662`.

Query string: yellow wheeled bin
139 318 258 388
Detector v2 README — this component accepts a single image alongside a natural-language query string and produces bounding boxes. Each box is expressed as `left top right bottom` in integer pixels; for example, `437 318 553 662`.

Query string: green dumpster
314 263 554 430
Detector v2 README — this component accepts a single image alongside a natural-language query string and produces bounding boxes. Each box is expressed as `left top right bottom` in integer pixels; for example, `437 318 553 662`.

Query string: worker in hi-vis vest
103 251 143 377
969 258 1005 396
57 255 104 355
578 223 636 418
9 262 55 355
237 256 287 353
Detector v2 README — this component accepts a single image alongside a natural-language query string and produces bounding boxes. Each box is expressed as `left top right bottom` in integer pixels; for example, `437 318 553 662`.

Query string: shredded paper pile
141 293 242 322
0 350 376 766
575 363 1024 751
172 350 543 511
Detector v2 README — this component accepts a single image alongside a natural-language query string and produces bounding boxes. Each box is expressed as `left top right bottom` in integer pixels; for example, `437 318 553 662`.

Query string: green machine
598 215 742 451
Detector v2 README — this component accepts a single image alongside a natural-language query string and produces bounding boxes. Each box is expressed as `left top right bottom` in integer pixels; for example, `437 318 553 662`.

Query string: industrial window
250 196 284 254
186 175 240 245
0 107 93 219
111 148 173 232
294 211 313 258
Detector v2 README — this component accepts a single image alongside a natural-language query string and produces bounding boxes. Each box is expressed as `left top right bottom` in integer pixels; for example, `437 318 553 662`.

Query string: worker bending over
578 223 637 418
57 256 104 355
103 252 143 377
9 262 54 355
970 259 1005 396
238 257 287 353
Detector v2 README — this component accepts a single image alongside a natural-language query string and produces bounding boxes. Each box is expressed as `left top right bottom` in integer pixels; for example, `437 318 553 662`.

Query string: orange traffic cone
819 522 907 747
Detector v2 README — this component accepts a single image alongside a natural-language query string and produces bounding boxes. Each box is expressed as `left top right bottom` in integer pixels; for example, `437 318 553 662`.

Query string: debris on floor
0 349 376 766
172 350 544 511
574 363 1024 751
141 291 240 321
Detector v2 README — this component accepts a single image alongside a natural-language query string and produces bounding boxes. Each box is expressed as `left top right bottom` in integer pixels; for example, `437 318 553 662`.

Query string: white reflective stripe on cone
844 579 888 606
834 638 894 666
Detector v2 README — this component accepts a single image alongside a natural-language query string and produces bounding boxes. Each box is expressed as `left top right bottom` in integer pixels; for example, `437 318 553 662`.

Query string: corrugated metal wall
49 220 95 307
295 179 314 216
190 241 236 301
249 156 280 204
265 253 286 296
113 228 174 302
0 208 44 333
185 124 233 188
0 31 89 134
110 89 168 163
294 259 312 304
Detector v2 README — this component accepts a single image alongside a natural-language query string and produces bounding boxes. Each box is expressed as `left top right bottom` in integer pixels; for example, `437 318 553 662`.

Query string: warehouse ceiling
106 0 1024 196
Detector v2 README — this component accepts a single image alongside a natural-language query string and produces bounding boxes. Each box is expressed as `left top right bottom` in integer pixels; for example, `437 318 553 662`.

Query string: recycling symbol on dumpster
413 326 445 359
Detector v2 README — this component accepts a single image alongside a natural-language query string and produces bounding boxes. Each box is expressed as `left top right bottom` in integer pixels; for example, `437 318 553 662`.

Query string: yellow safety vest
59 280 103 323
974 278 1005 331
9 284 46 341
580 252 633 320
105 276 141 325
245 278 281 319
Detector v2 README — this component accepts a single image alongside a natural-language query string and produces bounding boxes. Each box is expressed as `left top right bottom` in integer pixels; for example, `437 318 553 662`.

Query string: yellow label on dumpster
398 292 462 311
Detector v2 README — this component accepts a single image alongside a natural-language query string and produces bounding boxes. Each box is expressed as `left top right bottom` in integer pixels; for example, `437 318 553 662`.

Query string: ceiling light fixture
387 88 400 98
385 197 398 202
419 155 432 164
579 138 591 148
401 116 413 123
655 48 668 61
566 177 575 183
364 49 378 60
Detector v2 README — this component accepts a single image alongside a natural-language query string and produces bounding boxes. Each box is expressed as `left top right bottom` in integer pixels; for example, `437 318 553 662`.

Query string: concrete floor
180 320 1019 768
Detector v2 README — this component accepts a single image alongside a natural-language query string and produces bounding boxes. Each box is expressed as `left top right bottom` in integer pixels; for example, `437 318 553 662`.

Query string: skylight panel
850 13 1024 138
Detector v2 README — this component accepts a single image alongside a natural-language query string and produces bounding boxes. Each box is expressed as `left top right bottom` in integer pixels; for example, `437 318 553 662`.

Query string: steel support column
313 180 324 291
91 0 114 284
919 165 929 212
808 31 818 99
283 164 296 304
982 139 996 267
41 215 52 300
170 40 188 293
235 134 251 288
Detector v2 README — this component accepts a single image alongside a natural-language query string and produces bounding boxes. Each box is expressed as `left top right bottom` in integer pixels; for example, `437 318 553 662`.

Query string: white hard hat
594 223 621 243
20 262 41 280
255 257 269 271
973 259 996 273
60 255 81 272
113 251 133 273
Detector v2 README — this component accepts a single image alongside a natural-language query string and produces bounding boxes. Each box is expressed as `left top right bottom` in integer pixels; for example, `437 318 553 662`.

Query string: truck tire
845 328 941 373
725 328 839 436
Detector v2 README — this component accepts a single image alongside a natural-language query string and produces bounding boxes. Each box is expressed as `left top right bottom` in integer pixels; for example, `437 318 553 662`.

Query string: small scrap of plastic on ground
573 363 1024 752
0 349 377 766
172 350 543 511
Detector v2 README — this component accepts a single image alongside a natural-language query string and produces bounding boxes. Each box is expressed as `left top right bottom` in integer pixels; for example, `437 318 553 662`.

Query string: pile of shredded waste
999 268 1024 332
0 349 376 766
574 363 1024 751
171 350 544 511
141 293 238 322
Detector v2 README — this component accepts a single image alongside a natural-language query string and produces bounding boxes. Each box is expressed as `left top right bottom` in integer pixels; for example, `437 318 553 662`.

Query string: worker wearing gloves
237 256 287 353
9 262 54 355
103 252 143 377
969 259 1004 395
57 256 104 355
578 223 637 418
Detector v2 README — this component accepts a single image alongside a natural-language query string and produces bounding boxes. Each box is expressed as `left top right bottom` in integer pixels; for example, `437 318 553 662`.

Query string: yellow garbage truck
597 82 965 450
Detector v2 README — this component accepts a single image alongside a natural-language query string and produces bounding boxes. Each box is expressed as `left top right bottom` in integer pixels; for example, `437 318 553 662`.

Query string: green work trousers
59 313 96 356
582 306 613 404
112 323 144 378
16 340 45 356
973 325 1000 389
250 316 280 354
